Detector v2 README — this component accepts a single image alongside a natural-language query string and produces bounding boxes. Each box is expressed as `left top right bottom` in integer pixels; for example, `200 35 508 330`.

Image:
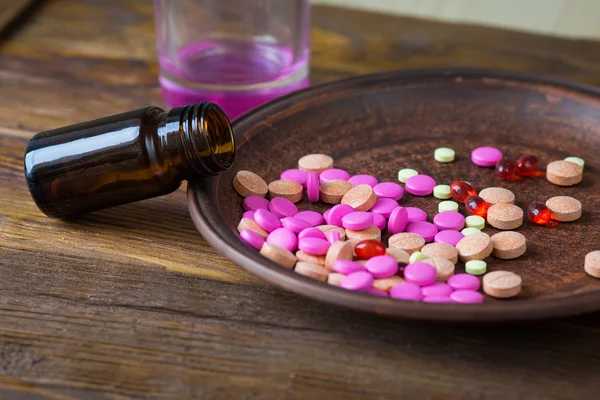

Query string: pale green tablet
409 251 427 264
564 156 585 169
465 215 485 230
398 168 418 183
465 260 487 275
433 184 452 199
438 200 459 213
434 147 455 163
461 227 481 236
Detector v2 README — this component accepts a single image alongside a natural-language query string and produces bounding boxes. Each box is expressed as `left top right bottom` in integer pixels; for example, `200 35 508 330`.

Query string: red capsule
527 201 551 225
355 240 386 260
450 181 477 203
465 195 489 217
516 154 539 177
496 159 516 180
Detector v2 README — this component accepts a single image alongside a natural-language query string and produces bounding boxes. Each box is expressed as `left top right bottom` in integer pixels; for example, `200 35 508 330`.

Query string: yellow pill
433 184 452 199
465 215 485 229
438 201 459 213
461 227 481 236
434 147 455 163
398 168 418 183
564 156 584 169
465 260 487 275
409 251 427 264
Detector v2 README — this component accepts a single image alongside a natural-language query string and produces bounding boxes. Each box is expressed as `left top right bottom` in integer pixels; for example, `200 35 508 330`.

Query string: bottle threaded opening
202 103 235 169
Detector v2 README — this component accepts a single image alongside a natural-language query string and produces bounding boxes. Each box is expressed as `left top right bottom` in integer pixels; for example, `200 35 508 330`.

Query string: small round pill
461 227 481 236
448 273 480 291
298 227 327 241
298 154 334 174
365 255 399 278
320 179 354 204
478 187 515 205
408 251 427 264
422 282 453 297
326 204 354 227
465 215 485 230
434 147 455 163
316 225 346 241
433 211 465 231
294 262 330 281
370 198 399 218
406 221 438 243
298 237 331 256
243 196 270 211
341 271 374 291
433 184 452 199
456 232 493 262
398 168 418 183
243 210 256 219
483 270 522 298
423 257 455 282
385 247 410 264
373 182 404 201
333 260 365 275
434 230 464 247
545 196 582 222
266 228 298 252
324 240 354 270
345 225 381 242
471 146 503 167
254 209 282 232
280 169 308 187
239 229 265 250
237 218 269 239
546 160 583 186
294 211 324 227
233 170 268 198
341 212 373 230
406 207 427 223
387 206 409 235
373 276 405 292
319 168 350 183
348 174 378 187
490 231 527 259
421 243 458 264
306 171 320 203
465 260 487 275
450 290 484 304
405 174 437 196
327 272 345 286
268 179 303 203
584 251 600 278
564 156 585 169
487 203 523 230
341 184 377 211
260 243 297 269
296 250 326 266
404 262 437 286
389 232 426 255
269 197 298 218
390 282 423 301
438 200 459 213
370 212 387 230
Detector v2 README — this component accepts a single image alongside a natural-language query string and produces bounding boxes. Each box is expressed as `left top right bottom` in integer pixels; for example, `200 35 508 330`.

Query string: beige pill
479 187 515 205
233 170 268 197
546 196 582 222
420 243 459 264
296 250 326 266
388 233 425 255
316 225 346 241
373 276 405 292
260 243 297 269
456 232 493 262
294 262 329 281
298 154 334 174
268 179 303 203
345 239 361 257
546 160 583 186
490 231 527 259
320 180 354 204
487 203 524 230
345 225 381 242
422 258 455 282
327 272 345 286
325 241 353 270
237 218 268 239
386 247 410 264
483 270 522 298
341 184 377 211
585 251 600 278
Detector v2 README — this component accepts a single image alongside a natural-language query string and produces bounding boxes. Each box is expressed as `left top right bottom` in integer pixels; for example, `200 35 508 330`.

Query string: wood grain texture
1 0 600 398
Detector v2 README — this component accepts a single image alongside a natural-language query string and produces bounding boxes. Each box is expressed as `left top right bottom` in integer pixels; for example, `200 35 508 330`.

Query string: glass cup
154 0 311 119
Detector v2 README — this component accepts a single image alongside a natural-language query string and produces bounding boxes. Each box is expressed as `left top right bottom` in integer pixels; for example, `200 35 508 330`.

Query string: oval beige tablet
546 160 583 186
385 247 410 264
388 233 425 255
327 272 345 286
325 241 353 270
260 243 297 269
487 203 524 230
545 196 582 222
455 232 493 262
584 251 600 278
237 218 268 238
422 258 455 282
341 184 377 211
479 187 515 205
373 276 405 292
320 180 354 204
483 270 522 298
298 154 334 174
268 179 304 203
316 225 346 241
420 243 459 264
294 262 329 281
490 231 527 259
233 170 268 197
296 250 326 266
345 225 381 242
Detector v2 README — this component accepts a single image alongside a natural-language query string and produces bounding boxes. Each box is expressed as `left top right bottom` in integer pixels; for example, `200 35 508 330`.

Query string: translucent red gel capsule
465 195 489 217
527 201 551 225
496 159 516 180
450 181 477 203
516 154 539 177
355 240 386 260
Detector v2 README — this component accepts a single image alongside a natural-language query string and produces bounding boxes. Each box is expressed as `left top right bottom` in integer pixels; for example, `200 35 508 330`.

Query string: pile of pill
233 146 595 304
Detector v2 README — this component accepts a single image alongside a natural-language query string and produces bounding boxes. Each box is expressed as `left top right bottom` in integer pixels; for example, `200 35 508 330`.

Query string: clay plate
188 69 600 322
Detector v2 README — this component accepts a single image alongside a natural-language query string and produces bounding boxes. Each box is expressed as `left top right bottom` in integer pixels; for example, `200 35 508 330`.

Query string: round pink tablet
243 196 270 211
390 283 423 301
333 260 366 275
450 290 484 304
254 209 282 232
433 211 465 231
370 212 387 230
373 182 403 201
423 296 454 303
281 217 312 233
266 228 298 252
298 237 331 256
434 230 464 246
319 168 350 183
388 206 409 234
269 197 298 218
422 282 453 297
405 174 437 196
447 274 481 291
326 204 355 227
368 288 389 297
294 210 324 227
403 262 437 286
306 171 319 202
298 227 327 240
243 210 256 219
406 207 427 223
280 169 308 187
323 209 332 222
341 271 374 291
327 230 341 244
342 212 374 230
471 146 503 167
365 255 398 278
239 229 265 250
406 221 438 242
370 198 399 218
348 174 378 187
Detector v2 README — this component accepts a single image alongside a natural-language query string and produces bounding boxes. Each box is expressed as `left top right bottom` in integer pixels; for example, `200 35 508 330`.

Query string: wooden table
1 1 600 398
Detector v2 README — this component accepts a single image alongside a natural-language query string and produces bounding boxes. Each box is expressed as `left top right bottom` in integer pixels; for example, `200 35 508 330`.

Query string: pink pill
341 271 374 291
327 230 341 244
447 274 481 291
342 211 374 230
280 169 309 187
390 283 423 301
243 196 270 211
433 211 465 231
423 296 454 303
333 260 366 275
306 171 319 202
403 262 437 286
405 174 437 196
450 290 484 304
406 221 438 242
406 207 427 223
434 230 464 246
368 288 389 297
254 209 282 232
373 182 403 201
471 146 503 167
422 282 453 297
348 174 378 187
370 212 387 230
239 229 265 250
294 210 324 227
243 210 256 219
323 208 332 222
327 204 354 227
370 197 399 218
281 217 312 233
319 168 350 183
266 228 298 252
298 237 331 255
269 197 298 218
388 206 409 235
298 227 327 240
365 255 398 278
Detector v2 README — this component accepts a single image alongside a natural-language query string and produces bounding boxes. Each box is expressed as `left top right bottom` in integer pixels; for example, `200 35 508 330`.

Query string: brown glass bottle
24 102 235 218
